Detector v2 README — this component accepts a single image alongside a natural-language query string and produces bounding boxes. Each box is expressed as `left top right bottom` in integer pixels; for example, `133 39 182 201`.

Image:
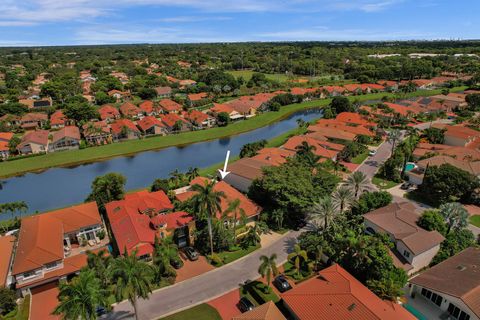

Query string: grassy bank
158 304 221 320
0 87 466 179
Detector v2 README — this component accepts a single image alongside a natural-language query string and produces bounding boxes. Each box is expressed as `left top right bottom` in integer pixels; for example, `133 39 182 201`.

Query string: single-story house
98 104 120 122
183 110 216 128
120 102 143 119
82 121 112 145
137 116 168 135
17 130 49 154
160 113 191 132
50 110 68 129
20 113 48 130
209 103 243 120
155 86 172 98
111 119 141 140
49 126 81 152
159 99 183 114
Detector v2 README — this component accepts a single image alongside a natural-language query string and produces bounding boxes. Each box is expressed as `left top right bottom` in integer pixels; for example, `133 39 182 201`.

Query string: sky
0 0 479 46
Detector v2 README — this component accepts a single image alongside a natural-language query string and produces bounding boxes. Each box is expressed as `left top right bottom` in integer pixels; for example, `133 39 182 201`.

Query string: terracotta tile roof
416 155 480 176
111 119 140 135
0 141 8 152
12 202 102 275
137 116 165 132
315 119 374 137
377 80 397 87
433 124 480 141
335 112 376 127
0 235 15 286
0 132 14 142
364 202 444 255
159 99 182 112
410 247 480 318
119 102 141 117
51 126 80 143
283 136 338 159
210 103 236 114
183 110 211 124
232 301 286 320
307 126 357 141
160 113 189 128
98 104 120 120
150 211 193 230
139 100 154 114
179 79 197 87
188 92 208 101
226 93 276 114
18 130 49 148
21 112 48 123
82 121 110 136
282 264 415 320
50 110 67 126
155 86 172 95
253 148 295 165
226 158 271 181
291 87 317 95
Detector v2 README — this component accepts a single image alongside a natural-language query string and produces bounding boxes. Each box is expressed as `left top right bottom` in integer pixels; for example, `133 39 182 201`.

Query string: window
420 288 443 307
403 250 410 258
45 262 57 270
22 271 36 279
448 303 470 320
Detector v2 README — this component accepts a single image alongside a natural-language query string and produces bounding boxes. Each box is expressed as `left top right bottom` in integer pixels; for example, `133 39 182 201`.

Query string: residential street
106 230 300 320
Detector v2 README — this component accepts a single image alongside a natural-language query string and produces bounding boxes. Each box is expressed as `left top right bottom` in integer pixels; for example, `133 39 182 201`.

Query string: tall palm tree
53 270 107 320
344 171 371 198
439 202 469 234
258 254 278 292
270 209 284 230
108 251 155 320
295 141 316 155
387 129 402 154
224 199 245 242
310 196 337 230
190 180 226 256
186 167 200 182
332 187 354 213
86 249 111 289
0 201 28 220
241 222 268 248
288 244 308 277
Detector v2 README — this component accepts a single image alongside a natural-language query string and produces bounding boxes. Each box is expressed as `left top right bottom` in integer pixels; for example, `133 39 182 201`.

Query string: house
187 92 209 106
407 155 480 185
106 190 194 256
107 89 130 101
209 103 243 120
363 202 444 274
137 116 167 135
281 264 415 320
183 110 216 128
20 112 48 130
139 100 156 116
226 93 275 117
110 71 129 84
283 136 339 160
0 235 15 287
155 86 172 98
18 97 52 109
179 79 197 88
222 148 295 192
232 301 286 320
176 178 262 223
17 130 49 154
0 114 21 127
111 119 141 140
160 113 191 132
11 202 106 295
120 102 143 119
313 119 374 137
98 104 120 122
49 126 81 152
159 99 183 114
82 121 112 145
335 112 377 128
50 110 67 129
377 80 399 91
408 247 480 320
307 125 358 142
432 124 480 147
0 132 13 159
412 143 480 161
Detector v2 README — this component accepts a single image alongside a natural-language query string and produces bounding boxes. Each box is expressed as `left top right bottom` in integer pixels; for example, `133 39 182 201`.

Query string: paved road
356 139 394 179
107 231 301 320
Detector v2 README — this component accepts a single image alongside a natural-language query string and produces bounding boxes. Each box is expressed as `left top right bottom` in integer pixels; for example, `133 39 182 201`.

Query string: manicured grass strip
17 294 30 320
0 87 466 178
158 304 221 320
372 175 400 190
469 215 480 228
240 280 280 305
216 244 260 266
351 150 369 164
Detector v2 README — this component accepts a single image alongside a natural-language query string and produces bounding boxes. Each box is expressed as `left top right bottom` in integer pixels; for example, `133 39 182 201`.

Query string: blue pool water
405 163 416 172
403 304 428 320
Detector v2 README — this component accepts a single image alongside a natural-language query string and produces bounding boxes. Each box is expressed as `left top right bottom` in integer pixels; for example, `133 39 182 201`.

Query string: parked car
183 246 199 261
400 182 412 190
238 297 255 313
368 149 377 156
273 275 292 292
170 258 183 269
96 306 107 317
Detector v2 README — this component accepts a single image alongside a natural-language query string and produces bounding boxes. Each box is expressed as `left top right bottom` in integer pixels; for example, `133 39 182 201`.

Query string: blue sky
0 0 479 46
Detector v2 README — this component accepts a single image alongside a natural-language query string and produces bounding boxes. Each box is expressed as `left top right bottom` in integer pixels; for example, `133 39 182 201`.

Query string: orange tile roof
210 103 236 114
160 113 189 128
0 132 14 142
283 136 338 159
335 112 376 127
51 126 80 143
159 99 182 112
139 100 154 114
314 119 374 137
18 130 49 148
188 92 208 101
49 110 67 126
0 141 9 152
307 126 357 141
232 301 286 320
183 110 211 124
0 235 15 286
137 116 165 132
433 124 480 141
119 102 141 117
111 119 140 134
12 202 102 275
98 104 120 120
282 264 416 320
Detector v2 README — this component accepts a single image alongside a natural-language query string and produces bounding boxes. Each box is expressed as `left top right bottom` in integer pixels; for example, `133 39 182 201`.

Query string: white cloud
158 16 232 23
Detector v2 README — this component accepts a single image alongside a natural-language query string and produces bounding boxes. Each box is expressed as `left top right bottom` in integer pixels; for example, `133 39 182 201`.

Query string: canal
0 108 323 218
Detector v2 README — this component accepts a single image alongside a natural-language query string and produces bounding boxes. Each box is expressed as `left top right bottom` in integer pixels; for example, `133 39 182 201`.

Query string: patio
65 235 110 257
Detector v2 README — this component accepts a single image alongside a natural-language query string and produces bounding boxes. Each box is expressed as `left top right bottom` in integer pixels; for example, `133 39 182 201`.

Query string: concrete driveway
107 231 300 320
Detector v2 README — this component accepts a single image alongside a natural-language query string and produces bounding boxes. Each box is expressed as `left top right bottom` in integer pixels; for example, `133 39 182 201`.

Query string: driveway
175 256 215 283
30 282 61 320
207 289 241 320
107 231 300 320
356 138 395 179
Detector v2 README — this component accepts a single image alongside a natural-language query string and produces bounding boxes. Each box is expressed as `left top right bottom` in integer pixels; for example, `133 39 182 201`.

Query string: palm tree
344 171 371 198
270 209 284 230
439 202 469 234
224 199 245 242
241 222 268 248
108 251 155 320
295 141 316 155
53 269 107 320
190 180 226 256
288 244 308 277
86 249 111 289
310 196 337 230
258 254 278 292
332 187 354 213
0 201 28 221
186 167 200 182
387 129 402 154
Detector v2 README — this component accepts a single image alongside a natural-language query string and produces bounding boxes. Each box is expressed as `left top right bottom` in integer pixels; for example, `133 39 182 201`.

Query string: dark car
400 182 411 190
170 258 183 269
238 297 255 313
95 306 107 317
183 246 199 261
273 275 292 292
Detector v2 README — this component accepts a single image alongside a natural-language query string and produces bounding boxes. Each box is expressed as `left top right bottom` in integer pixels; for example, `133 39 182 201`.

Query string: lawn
372 175 399 190
240 280 280 305
227 70 293 82
215 244 260 266
0 87 466 179
350 150 369 164
469 215 480 228
158 304 221 320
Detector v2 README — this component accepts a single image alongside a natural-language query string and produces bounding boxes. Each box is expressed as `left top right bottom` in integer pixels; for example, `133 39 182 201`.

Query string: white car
368 149 377 156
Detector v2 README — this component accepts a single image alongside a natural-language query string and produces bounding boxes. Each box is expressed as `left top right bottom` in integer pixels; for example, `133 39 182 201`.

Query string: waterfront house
82 121 112 145
183 110 216 128
98 104 120 122
49 126 81 152
209 103 243 120
363 202 444 274
17 130 49 155
187 92 209 106
0 132 14 159
283 136 339 161
111 119 141 140
160 113 191 132
137 116 168 135
0 235 15 287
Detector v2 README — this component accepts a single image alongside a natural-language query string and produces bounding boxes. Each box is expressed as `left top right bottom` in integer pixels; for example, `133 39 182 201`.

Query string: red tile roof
283 136 338 159
98 104 120 120
0 235 15 286
119 102 141 117
282 264 416 320
139 100 154 114
50 110 67 126
159 99 182 113
335 112 376 127
188 92 208 101
0 132 14 142
155 86 172 95
51 126 80 143
183 110 211 124
314 119 374 137
110 119 140 135
161 113 189 128
210 103 236 114
137 116 165 132
18 130 49 148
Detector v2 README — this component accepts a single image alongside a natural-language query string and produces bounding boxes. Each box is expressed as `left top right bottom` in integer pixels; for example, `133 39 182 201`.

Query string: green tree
288 244 308 277
387 129 402 154
224 199 245 242
439 202 469 234
270 208 285 230
217 112 230 126
108 251 155 320
423 127 445 144
7 136 20 154
332 187 354 214
417 209 448 236
64 97 99 124
295 141 320 167
86 173 126 211
310 196 337 230
186 167 200 181
0 287 16 316
350 191 392 216
0 201 28 221
150 178 170 193
344 171 371 198
432 229 475 265
86 249 112 289
53 270 107 320
330 96 353 113
258 254 278 293
240 222 268 248
190 180 225 256
239 140 267 158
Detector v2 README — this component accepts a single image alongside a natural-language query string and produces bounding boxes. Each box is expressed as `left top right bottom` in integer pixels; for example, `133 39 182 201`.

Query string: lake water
0 108 323 218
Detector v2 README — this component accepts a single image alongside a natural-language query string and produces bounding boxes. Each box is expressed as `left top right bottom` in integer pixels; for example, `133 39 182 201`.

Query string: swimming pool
403 303 428 320
405 162 416 172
